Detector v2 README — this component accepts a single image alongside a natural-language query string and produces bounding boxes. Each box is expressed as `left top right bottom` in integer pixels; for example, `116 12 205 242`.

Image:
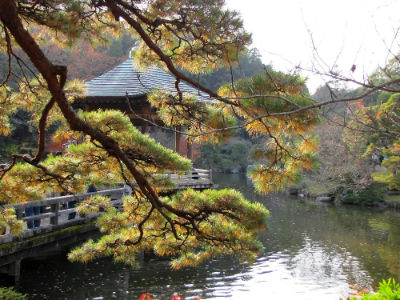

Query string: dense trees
0 0 326 268
298 55 400 205
185 49 265 92
196 139 251 172
344 93 400 191
341 59 400 193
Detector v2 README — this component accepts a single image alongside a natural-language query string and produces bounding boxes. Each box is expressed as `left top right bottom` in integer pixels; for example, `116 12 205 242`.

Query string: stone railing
0 168 213 244
0 187 131 245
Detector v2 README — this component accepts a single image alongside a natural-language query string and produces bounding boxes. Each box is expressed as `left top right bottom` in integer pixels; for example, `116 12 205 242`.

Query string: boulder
316 196 333 202
287 186 299 195
374 165 387 171
387 190 400 195
230 167 241 174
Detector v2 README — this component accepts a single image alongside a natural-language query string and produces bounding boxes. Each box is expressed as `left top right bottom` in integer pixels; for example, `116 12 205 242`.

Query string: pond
19 174 400 299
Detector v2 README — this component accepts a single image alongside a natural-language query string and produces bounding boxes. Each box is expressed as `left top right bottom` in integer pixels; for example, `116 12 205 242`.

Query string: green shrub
0 287 26 300
334 183 385 206
196 140 251 172
359 278 400 299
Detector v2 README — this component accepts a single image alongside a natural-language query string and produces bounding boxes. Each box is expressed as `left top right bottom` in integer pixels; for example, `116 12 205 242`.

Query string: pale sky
225 0 400 92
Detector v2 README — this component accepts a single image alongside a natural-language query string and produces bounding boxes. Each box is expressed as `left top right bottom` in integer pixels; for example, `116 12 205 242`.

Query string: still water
19 174 400 299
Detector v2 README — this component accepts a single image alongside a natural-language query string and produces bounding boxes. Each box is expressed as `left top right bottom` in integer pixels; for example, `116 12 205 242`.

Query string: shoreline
287 185 400 210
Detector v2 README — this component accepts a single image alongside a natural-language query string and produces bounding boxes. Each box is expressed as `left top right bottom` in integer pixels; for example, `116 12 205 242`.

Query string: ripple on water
17 174 400 299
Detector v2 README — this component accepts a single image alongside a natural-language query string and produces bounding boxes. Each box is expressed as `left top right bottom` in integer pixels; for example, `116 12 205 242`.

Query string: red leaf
138 293 154 300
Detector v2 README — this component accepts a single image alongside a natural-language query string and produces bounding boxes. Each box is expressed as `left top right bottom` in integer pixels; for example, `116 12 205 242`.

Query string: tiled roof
85 59 214 103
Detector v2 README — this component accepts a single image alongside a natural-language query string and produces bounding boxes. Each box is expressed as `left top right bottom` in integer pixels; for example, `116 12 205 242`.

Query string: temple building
73 57 212 160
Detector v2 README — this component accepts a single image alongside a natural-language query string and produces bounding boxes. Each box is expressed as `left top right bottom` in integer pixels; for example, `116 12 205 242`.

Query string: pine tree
0 0 319 268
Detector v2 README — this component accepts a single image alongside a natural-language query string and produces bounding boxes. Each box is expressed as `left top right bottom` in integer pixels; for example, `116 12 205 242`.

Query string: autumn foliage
0 0 319 270
43 43 127 81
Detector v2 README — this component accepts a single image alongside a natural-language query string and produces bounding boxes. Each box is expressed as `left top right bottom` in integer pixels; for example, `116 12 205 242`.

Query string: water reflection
19 174 400 299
